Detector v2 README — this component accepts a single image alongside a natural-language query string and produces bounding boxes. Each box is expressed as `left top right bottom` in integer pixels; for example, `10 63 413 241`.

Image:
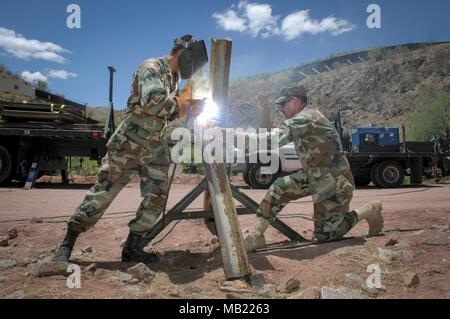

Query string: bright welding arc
196 96 219 127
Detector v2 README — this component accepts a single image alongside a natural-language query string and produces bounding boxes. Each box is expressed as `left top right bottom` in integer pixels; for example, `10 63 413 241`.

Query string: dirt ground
0 175 449 299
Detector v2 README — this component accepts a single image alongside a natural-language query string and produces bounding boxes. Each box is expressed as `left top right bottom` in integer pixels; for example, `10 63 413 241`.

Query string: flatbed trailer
345 148 449 187
0 120 109 184
0 67 116 187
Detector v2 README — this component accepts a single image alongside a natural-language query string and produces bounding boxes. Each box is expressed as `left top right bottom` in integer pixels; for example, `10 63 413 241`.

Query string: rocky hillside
86 106 123 124
228 42 450 130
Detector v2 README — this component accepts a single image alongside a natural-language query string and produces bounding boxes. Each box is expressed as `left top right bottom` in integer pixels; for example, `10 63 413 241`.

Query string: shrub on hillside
407 87 450 141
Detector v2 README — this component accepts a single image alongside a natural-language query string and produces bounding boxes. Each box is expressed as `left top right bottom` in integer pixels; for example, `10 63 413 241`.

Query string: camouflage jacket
107 56 179 152
271 105 354 202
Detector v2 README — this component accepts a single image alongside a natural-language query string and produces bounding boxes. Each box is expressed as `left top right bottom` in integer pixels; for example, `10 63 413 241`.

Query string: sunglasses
278 97 294 108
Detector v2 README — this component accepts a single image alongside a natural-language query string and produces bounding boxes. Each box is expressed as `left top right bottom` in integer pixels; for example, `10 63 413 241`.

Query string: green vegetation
35 80 49 91
368 45 410 62
0 63 21 81
406 87 450 141
67 157 100 176
368 46 388 61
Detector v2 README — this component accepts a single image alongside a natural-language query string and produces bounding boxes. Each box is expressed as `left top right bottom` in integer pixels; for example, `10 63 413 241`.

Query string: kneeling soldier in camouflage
53 35 207 263
244 85 384 251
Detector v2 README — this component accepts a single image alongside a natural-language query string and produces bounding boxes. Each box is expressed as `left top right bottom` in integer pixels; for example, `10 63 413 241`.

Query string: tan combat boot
243 217 271 252
354 200 384 236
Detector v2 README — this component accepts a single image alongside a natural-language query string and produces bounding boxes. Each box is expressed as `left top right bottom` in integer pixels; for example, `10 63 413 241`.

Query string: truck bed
0 121 106 139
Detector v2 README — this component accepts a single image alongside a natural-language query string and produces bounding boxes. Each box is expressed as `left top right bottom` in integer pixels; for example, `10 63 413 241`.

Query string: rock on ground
210 236 219 245
361 285 384 298
291 286 321 299
320 286 365 299
0 236 9 247
420 237 449 246
278 276 300 293
81 245 93 253
27 261 69 277
7 228 18 240
403 273 420 288
248 273 266 287
127 263 155 283
385 239 398 247
259 284 277 296
376 248 415 262
223 279 249 289
85 263 97 272
0 259 17 268
344 273 364 287
118 273 133 283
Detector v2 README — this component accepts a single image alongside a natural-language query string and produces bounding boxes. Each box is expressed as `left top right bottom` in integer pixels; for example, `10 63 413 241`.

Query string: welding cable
252 227 428 253
150 220 182 245
160 109 192 228
0 185 440 225
271 186 435 205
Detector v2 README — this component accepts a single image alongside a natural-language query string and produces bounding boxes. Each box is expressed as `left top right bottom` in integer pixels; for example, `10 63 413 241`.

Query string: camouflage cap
275 84 307 105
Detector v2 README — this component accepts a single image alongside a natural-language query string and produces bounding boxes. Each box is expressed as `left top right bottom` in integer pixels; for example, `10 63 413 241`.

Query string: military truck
0 67 117 187
241 113 450 189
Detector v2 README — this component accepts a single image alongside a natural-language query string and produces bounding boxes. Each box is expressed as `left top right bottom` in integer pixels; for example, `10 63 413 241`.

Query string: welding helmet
175 37 208 80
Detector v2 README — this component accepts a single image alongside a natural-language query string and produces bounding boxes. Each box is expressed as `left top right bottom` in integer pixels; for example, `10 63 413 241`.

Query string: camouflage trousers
257 169 358 242
67 144 170 235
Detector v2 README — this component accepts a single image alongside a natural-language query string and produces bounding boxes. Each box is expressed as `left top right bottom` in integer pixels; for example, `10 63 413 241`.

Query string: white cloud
0 27 69 63
213 2 356 40
48 69 77 79
21 71 47 83
281 10 356 40
241 1 279 37
212 9 247 32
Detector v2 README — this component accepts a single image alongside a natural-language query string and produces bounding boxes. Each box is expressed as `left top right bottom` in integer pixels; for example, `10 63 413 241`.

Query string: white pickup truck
237 142 302 189
235 137 450 189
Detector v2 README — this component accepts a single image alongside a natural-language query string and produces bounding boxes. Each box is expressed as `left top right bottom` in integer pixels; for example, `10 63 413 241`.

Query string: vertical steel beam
204 38 251 280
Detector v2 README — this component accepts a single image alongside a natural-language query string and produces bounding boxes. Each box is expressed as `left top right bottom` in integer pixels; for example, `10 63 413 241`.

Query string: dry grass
335 243 408 289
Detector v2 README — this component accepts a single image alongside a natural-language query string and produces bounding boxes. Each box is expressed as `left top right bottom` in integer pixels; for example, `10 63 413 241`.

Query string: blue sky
0 0 449 109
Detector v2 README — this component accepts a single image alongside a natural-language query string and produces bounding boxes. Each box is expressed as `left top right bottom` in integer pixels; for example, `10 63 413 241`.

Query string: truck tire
247 163 278 189
370 164 383 187
243 165 251 186
0 145 13 185
410 157 423 184
374 161 405 188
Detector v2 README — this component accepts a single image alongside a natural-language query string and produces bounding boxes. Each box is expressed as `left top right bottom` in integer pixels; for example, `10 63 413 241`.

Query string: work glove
174 97 205 118
188 99 205 117
174 83 205 118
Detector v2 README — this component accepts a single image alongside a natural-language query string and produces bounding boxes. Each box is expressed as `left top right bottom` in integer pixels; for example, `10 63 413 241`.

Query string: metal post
205 38 251 280
105 66 116 138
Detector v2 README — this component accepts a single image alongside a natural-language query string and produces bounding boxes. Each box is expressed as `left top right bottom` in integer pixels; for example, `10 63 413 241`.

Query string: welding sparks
196 96 219 127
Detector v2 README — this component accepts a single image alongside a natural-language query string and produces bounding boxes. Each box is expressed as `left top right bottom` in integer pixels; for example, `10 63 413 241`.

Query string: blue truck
240 114 450 189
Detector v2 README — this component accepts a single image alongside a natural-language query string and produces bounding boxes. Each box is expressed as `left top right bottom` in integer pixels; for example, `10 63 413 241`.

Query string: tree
35 80 49 92
406 87 450 141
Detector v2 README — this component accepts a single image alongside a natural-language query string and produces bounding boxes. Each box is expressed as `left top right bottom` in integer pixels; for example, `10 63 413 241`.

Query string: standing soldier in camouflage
53 35 207 263
244 84 384 251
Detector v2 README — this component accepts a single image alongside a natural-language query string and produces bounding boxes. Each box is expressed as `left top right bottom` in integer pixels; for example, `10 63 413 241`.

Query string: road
0 178 449 299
